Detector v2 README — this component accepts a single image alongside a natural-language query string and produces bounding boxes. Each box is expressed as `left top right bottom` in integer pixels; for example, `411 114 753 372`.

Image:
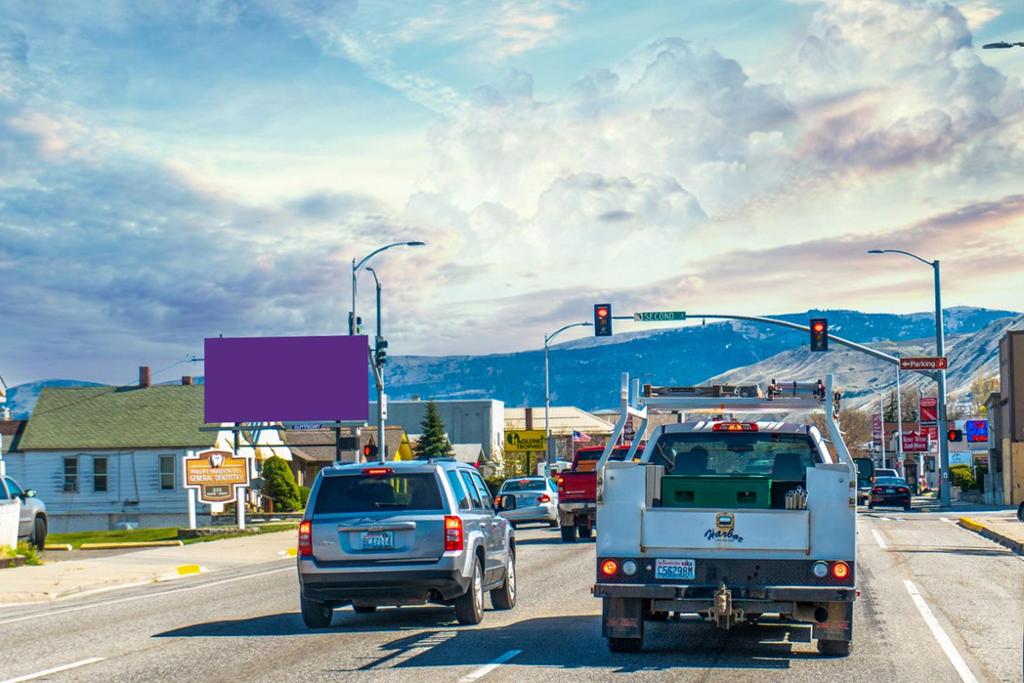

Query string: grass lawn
48 522 298 549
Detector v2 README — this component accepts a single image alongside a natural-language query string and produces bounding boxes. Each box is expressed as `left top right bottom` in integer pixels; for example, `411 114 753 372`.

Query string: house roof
0 420 27 454
286 425 406 464
19 386 217 451
504 407 614 435
451 443 485 465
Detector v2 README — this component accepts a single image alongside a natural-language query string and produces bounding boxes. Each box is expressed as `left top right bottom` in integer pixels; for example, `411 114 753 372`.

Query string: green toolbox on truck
660 475 772 509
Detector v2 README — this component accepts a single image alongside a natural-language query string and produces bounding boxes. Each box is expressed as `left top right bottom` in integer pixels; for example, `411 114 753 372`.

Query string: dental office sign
184 449 251 505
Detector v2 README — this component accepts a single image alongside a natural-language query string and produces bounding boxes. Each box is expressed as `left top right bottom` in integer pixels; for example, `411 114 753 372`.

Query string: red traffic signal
947 429 963 442
594 303 613 336
809 317 828 352
362 442 379 459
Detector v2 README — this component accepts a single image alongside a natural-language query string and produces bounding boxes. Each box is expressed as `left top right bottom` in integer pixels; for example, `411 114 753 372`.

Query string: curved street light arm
868 249 935 268
545 321 593 345
355 241 425 272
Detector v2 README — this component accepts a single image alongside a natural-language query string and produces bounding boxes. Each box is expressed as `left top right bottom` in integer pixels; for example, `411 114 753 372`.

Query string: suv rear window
651 433 818 479
501 479 545 492
313 473 443 514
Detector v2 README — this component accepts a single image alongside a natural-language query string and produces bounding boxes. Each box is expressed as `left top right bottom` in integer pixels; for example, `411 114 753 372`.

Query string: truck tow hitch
709 583 744 630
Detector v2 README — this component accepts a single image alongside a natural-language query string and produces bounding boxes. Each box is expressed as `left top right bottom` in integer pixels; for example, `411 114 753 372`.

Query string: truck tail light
537 494 551 503
831 561 850 580
712 422 758 432
444 515 464 552
298 520 312 557
600 559 618 576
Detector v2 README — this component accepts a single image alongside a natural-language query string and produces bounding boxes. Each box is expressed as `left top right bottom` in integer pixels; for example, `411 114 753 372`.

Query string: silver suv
297 459 516 628
1 476 47 548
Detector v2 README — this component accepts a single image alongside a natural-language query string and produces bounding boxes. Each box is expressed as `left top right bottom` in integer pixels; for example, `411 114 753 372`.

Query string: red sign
871 413 882 439
900 357 948 371
902 432 929 452
919 397 938 425
922 425 939 443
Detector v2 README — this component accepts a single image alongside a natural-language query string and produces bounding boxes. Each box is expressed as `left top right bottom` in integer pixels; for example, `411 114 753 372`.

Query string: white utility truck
593 374 856 656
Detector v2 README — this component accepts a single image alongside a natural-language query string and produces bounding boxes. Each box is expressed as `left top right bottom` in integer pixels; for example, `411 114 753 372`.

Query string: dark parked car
868 476 912 511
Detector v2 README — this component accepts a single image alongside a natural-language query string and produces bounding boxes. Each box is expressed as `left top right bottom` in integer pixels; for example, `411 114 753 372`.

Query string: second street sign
634 311 687 322
899 356 948 371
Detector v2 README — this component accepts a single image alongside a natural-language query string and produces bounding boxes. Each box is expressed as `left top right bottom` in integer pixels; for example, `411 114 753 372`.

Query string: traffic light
809 318 828 352
362 441 378 459
375 338 388 366
947 429 963 442
594 304 612 337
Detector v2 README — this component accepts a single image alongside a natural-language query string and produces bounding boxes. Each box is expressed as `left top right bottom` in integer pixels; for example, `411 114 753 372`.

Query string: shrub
949 465 976 491
263 456 301 512
298 485 311 509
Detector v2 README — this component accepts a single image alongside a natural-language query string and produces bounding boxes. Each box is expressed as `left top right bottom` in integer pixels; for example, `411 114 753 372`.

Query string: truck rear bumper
593 583 855 602
558 502 595 526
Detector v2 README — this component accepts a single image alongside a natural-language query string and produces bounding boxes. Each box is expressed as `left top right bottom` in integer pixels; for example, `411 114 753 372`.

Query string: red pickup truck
555 445 634 542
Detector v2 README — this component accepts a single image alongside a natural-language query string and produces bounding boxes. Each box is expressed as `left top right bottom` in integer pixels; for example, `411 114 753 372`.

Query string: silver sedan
495 476 559 528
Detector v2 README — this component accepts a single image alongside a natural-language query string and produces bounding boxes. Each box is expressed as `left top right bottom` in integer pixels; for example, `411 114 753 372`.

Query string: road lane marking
0 566 292 627
903 580 979 683
871 529 887 550
1 657 105 683
457 650 522 682
940 517 955 524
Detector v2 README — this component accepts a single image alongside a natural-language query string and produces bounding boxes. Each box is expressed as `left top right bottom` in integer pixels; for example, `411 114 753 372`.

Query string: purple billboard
204 336 369 423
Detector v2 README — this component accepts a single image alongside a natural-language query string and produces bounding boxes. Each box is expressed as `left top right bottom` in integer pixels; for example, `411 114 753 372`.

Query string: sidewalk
959 513 1024 554
0 530 297 604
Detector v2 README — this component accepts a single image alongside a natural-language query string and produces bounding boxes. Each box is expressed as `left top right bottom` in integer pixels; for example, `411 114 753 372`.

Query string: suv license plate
361 531 394 550
655 559 695 580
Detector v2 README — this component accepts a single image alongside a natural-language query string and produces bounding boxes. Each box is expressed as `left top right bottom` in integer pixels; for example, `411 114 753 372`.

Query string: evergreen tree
262 455 301 511
413 401 454 458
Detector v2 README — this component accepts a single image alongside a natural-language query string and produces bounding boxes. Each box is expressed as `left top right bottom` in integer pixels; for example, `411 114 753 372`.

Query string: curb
958 517 1024 554
44 544 73 551
79 540 184 550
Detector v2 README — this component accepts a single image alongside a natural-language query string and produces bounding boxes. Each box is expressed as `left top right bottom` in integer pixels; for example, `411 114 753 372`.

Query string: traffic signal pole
544 322 594 469
373 271 385 462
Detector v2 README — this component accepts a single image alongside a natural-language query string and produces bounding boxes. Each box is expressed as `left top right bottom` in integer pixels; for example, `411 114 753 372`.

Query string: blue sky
1 0 1023 385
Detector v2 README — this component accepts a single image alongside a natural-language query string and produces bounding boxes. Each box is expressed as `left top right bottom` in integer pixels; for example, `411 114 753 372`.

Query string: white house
4 371 290 533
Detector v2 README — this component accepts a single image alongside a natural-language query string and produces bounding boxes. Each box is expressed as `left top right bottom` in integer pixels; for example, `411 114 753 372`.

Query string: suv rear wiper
373 502 409 508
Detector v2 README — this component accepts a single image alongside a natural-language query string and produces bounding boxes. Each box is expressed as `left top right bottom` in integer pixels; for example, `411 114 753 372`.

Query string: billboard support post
234 427 245 531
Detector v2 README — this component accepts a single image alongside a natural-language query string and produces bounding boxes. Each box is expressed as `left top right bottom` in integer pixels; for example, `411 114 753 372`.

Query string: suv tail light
444 515 464 552
298 520 312 557
537 494 551 503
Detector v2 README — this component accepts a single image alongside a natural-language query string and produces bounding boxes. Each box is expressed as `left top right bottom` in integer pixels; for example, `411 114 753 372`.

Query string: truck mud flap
812 601 853 642
602 597 643 639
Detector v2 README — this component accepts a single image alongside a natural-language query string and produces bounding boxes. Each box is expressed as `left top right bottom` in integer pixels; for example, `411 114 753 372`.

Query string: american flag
572 430 591 443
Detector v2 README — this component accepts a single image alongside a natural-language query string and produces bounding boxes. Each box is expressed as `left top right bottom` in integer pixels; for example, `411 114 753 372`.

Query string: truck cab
594 375 857 656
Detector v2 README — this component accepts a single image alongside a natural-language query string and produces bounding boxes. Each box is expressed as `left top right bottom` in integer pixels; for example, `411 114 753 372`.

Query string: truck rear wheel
817 639 852 657
560 525 578 542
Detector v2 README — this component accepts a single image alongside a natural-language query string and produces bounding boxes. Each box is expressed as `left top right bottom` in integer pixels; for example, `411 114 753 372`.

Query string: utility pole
368 268 386 461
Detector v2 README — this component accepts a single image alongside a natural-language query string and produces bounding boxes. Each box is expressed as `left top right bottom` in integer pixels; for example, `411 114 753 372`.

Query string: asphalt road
1 508 1021 682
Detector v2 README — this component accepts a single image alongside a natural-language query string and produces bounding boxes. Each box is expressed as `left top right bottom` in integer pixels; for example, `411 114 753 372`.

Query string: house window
94 456 108 492
159 455 176 490
63 457 79 493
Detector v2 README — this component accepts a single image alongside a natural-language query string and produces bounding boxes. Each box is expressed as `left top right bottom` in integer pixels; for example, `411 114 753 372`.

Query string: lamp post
869 388 887 469
366 267 386 461
350 241 426 335
350 241 426 462
544 322 593 469
868 249 951 506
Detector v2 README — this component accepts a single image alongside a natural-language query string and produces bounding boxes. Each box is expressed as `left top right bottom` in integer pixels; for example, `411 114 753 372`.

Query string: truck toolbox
660 475 771 509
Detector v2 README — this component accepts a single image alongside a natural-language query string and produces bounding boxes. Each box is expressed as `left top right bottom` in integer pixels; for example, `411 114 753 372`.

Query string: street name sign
184 449 252 504
505 430 547 452
899 357 948 371
633 311 687 322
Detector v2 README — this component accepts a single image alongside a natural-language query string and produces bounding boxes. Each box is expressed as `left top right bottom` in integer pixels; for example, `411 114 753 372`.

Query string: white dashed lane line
903 580 979 683
457 649 522 682
1 657 105 683
871 528 888 550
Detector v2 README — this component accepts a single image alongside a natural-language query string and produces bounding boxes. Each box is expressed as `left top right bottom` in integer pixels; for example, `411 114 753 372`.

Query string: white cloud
955 0 1002 29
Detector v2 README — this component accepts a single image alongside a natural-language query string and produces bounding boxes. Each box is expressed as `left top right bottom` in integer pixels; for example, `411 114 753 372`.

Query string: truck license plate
655 559 695 580
361 531 394 550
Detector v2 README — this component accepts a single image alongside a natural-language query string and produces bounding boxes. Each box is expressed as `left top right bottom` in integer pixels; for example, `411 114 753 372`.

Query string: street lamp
544 322 593 470
983 41 1024 49
350 241 426 462
868 387 888 470
350 241 426 335
868 248 951 507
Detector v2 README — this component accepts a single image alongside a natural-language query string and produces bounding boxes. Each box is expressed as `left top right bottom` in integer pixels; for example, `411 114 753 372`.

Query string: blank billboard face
204 336 369 423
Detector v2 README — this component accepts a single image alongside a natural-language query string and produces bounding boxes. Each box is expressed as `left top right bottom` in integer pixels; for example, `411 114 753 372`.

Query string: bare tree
970 372 999 416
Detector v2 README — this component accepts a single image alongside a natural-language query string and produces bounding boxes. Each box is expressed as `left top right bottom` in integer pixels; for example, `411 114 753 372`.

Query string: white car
495 477 559 528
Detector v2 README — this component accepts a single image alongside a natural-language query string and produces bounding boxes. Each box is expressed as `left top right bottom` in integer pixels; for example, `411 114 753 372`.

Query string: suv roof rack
641 379 834 413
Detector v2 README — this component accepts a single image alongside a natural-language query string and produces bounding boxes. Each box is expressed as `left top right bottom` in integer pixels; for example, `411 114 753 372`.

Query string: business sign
505 430 546 452
184 449 251 504
633 311 687 322
204 335 369 423
871 413 882 439
949 451 973 466
902 432 929 452
922 425 939 445
900 357 948 371
965 420 989 443
919 397 938 425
